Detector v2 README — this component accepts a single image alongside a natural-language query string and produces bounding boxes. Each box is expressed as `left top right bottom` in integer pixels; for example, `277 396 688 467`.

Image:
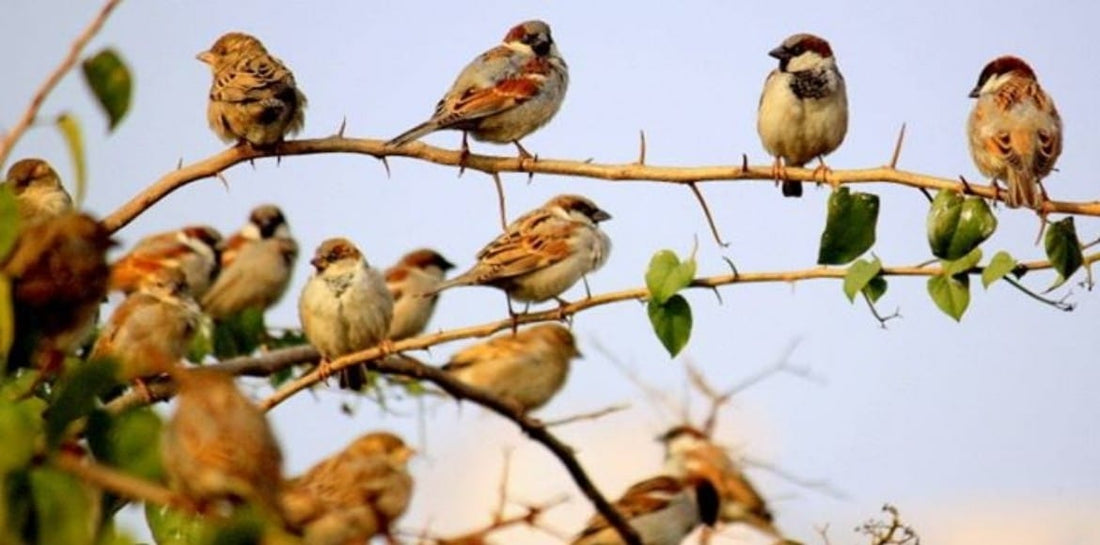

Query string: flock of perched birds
0 16 1065 545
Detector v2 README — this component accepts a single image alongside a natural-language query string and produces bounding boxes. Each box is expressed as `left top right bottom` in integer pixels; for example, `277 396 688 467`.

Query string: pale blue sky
3 1 1099 543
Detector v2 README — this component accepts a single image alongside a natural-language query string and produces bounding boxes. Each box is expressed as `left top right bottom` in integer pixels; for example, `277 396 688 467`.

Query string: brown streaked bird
442 323 580 412
385 248 454 341
967 55 1062 209
109 225 222 299
198 32 306 148
2 158 73 225
201 205 298 319
281 431 415 545
2 212 113 372
162 368 284 516
571 474 719 545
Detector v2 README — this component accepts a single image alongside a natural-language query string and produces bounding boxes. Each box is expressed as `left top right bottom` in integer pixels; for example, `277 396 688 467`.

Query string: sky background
4 1 1100 544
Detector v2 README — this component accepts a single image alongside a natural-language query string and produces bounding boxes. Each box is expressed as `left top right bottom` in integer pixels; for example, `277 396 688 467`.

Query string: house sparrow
2 212 113 372
757 33 848 198
109 225 222 299
162 368 284 516
967 55 1062 209
90 267 202 383
659 425 789 540
442 323 580 412
430 194 611 313
385 248 454 341
281 431 415 545
388 20 568 160
201 205 298 319
299 238 394 390
3 158 73 225
571 474 719 545
197 32 306 148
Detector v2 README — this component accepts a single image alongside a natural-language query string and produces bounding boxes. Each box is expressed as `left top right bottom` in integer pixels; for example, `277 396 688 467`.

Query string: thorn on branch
215 171 229 191
688 182 730 248
176 157 183 170
888 123 907 169
740 153 749 173
376 155 392 179
636 130 647 165
337 116 347 138
722 256 739 279
957 175 975 196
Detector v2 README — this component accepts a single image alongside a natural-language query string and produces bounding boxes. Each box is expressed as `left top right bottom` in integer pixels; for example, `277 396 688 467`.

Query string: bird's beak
310 256 324 269
440 258 456 271
592 209 612 222
196 51 214 64
768 46 790 60
968 86 981 99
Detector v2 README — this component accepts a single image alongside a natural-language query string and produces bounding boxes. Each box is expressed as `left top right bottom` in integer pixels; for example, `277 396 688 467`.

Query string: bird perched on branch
299 238 394 390
428 194 611 316
967 55 1062 209
198 32 306 148
385 248 454 341
388 20 568 162
281 431 415 545
757 33 848 198
572 474 719 545
202 205 297 320
2 158 73 226
109 225 222 299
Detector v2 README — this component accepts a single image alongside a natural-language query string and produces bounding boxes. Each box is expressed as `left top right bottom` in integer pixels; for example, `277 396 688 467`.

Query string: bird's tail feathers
387 120 440 148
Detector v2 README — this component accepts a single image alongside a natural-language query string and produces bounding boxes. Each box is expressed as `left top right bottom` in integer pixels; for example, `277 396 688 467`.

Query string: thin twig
491 172 508 231
52 452 180 508
688 182 730 248
544 403 630 427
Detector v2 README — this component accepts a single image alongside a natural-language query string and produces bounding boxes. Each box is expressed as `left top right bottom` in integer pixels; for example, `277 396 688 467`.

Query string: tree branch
52 451 179 508
0 0 124 167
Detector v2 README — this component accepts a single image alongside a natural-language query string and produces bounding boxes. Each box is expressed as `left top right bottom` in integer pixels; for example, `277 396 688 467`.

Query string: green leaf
96 524 137 545
982 251 1017 288
55 113 87 207
644 249 697 305
0 398 43 473
843 258 882 302
30 468 98 545
146 504 213 545
45 360 120 447
928 274 970 321
0 276 12 366
941 248 982 277
927 190 998 260
1043 217 1083 289
81 48 132 131
647 295 692 357
213 308 266 359
86 408 164 482
0 469 32 545
0 184 19 261
817 187 880 265
864 277 888 304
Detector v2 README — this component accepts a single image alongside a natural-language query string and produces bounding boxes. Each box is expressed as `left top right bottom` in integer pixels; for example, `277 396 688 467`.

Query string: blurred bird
109 225 222 299
967 55 1062 209
430 194 611 315
201 205 297 319
443 323 580 412
572 474 719 545
162 368 284 515
198 32 306 148
298 238 394 390
2 158 73 225
91 267 201 386
2 213 113 372
757 33 848 197
388 20 568 161
385 248 454 341
281 431 415 545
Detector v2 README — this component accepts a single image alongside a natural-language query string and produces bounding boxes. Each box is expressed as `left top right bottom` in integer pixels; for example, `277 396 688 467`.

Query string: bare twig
52 451 180 508
858 504 920 545
740 455 849 501
0 0 125 167
490 172 508 231
688 182 730 248
544 403 630 427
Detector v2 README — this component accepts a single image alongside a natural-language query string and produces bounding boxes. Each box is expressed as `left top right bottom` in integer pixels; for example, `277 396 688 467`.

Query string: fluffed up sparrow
3 158 73 225
201 204 298 320
757 33 848 197
430 194 611 315
443 323 580 412
109 225 222 299
198 32 306 148
162 368 284 516
967 55 1062 209
385 248 454 341
571 474 719 545
281 431 415 545
388 20 568 161
298 238 394 390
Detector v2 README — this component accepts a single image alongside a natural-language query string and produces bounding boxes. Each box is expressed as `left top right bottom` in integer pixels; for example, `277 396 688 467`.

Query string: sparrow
201 205 298 319
109 225 222 299
90 267 202 384
162 368 284 516
659 425 789 540
2 212 113 372
3 158 73 225
385 248 454 341
571 474 719 545
442 323 580 412
757 33 848 198
198 32 306 148
388 20 568 161
967 55 1062 209
281 431 415 545
430 194 611 314
298 238 394 390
